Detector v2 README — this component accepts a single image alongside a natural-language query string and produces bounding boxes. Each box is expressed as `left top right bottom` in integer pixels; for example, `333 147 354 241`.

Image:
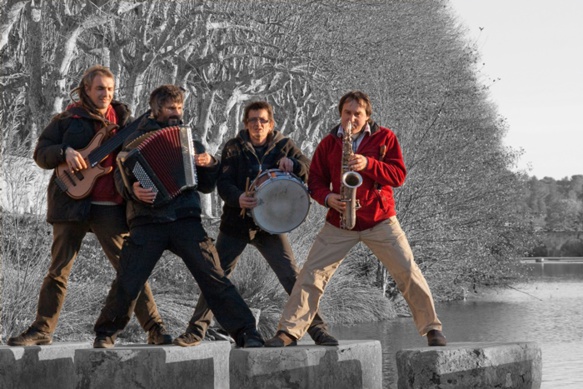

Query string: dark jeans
94 218 257 344
187 230 328 339
33 204 162 334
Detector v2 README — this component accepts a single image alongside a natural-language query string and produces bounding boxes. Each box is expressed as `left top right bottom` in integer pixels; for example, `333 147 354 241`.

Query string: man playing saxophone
266 91 447 347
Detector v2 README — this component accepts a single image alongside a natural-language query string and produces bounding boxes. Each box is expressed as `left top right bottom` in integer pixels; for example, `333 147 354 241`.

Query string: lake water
331 259 583 389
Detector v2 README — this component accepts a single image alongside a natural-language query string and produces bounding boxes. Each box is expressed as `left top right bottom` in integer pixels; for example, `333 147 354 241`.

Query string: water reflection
331 261 583 389
523 260 583 279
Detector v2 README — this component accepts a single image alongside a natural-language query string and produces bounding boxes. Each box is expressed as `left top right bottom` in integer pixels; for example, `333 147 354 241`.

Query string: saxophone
339 121 363 230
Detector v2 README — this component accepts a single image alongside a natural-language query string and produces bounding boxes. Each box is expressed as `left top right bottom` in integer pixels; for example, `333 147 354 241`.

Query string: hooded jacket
33 101 132 223
217 129 310 238
309 121 407 231
114 113 220 229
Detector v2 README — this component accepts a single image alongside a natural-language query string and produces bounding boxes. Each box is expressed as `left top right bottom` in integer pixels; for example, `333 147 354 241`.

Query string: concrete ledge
396 342 542 389
0 342 90 389
1 341 232 389
230 340 382 389
76 341 231 389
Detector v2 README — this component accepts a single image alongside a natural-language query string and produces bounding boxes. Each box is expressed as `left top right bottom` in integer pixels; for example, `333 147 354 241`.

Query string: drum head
251 175 310 234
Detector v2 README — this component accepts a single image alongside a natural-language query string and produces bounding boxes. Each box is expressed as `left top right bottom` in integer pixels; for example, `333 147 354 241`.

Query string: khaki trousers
278 217 442 339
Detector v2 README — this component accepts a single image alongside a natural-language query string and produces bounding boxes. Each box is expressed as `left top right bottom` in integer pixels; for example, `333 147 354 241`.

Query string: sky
449 0 582 179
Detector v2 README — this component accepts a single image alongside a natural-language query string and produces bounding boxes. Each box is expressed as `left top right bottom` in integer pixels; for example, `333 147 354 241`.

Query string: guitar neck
86 124 135 167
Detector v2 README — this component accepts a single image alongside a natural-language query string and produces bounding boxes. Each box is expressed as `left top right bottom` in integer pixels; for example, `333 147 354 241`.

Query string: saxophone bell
342 170 363 189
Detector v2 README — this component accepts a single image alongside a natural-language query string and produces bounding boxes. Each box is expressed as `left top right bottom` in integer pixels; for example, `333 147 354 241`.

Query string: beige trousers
278 217 442 339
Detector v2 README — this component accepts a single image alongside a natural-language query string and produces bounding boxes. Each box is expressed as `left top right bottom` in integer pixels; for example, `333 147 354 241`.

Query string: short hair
72 65 115 112
149 85 185 118
243 101 274 123
338 91 373 118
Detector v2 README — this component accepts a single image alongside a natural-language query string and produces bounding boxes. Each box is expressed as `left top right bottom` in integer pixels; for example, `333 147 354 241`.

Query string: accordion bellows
117 126 198 207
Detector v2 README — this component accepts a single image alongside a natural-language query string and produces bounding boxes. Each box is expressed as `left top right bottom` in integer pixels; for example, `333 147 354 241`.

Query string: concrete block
229 340 382 389
75 341 232 389
396 342 542 389
0 342 90 389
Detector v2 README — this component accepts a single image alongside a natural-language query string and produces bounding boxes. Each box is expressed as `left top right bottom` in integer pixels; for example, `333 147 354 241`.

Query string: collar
337 122 371 137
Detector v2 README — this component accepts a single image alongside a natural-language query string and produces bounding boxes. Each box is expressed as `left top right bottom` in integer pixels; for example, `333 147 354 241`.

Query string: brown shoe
173 331 203 347
427 329 447 346
309 328 339 346
147 324 173 345
264 331 297 347
7 326 52 346
93 333 116 349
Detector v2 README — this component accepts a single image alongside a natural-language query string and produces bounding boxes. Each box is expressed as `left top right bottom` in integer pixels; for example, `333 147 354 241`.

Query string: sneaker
238 328 264 348
173 332 203 347
264 331 297 347
93 333 116 349
147 324 173 345
427 329 447 347
7 327 52 346
309 328 339 346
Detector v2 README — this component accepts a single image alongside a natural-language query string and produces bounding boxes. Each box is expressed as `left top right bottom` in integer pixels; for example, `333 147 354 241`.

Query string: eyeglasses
246 117 270 124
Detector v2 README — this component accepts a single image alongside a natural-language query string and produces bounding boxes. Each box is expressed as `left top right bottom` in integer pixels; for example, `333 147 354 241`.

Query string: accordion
117 126 198 207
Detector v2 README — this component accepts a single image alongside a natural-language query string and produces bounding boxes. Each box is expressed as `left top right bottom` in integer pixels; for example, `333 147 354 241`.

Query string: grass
1 208 398 343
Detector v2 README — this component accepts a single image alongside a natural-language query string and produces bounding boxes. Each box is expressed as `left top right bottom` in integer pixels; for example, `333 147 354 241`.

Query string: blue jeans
94 218 257 344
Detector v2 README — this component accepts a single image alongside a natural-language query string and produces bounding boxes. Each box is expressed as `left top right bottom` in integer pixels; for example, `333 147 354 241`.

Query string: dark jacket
218 129 310 238
33 101 132 223
114 112 220 229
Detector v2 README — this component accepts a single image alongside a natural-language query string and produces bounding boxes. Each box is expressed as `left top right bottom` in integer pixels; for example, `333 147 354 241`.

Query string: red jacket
308 122 406 231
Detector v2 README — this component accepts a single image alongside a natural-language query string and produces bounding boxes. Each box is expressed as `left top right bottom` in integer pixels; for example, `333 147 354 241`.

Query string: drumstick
240 177 250 217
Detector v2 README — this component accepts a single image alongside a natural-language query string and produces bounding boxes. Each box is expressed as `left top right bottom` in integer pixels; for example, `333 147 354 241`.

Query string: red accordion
117 126 198 207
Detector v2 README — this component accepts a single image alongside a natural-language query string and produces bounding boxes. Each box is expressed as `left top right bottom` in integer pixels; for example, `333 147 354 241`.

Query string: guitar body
55 128 112 199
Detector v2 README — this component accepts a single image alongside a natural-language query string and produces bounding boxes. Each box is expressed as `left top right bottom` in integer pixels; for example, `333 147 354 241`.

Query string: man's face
245 109 274 146
341 99 370 134
157 101 183 125
86 74 114 114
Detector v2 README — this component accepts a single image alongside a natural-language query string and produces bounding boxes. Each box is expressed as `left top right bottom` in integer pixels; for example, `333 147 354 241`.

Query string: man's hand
65 147 88 173
133 181 156 204
348 154 367 172
239 192 258 210
195 152 216 167
278 157 294 173
326 193 346 214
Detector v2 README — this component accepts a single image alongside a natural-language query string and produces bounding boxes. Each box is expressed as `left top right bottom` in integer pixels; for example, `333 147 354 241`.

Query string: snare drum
250 169 311 234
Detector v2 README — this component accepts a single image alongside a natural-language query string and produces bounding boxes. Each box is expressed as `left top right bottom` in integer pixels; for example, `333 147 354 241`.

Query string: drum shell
250 169 311 234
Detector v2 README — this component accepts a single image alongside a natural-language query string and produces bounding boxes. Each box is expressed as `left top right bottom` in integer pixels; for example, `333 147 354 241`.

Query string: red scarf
91 105 123 204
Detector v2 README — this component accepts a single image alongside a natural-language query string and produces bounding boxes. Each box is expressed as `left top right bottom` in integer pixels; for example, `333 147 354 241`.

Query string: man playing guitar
7 65 171 347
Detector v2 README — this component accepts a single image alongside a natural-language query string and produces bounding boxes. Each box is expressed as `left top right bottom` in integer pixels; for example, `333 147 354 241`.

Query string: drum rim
250 170 310 234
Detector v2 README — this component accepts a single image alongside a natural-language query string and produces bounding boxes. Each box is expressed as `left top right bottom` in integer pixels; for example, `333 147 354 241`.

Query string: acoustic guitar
55 122 136 199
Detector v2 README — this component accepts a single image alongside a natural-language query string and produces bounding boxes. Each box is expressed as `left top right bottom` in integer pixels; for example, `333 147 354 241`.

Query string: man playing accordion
93 85 264 348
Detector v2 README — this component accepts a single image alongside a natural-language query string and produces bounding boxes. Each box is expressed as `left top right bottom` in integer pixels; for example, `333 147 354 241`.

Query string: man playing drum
174 101 338 347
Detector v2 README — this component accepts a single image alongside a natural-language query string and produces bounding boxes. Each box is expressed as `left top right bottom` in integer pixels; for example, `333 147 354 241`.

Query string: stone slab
229 340 382 389
0 342 90 389
75 341 232 389
396 342 542 389
1 341 232 389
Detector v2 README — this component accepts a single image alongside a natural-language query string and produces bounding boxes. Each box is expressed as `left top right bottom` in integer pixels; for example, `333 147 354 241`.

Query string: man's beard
160 116 182 127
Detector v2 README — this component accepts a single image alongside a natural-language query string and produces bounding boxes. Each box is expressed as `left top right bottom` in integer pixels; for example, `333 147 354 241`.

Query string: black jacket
218 129 310 237
114 112 220 229
33 101 132 223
